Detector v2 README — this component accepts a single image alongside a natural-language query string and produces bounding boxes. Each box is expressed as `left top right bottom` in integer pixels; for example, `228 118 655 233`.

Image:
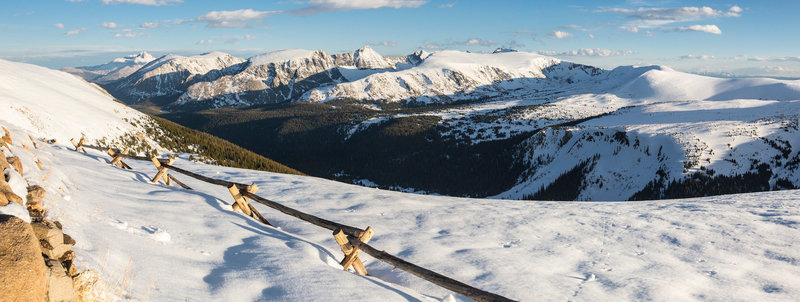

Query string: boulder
46 259 77 302
0 177 23 206
26 185 46 214
0 215 48 302
32 219 72 260
6 156 22 175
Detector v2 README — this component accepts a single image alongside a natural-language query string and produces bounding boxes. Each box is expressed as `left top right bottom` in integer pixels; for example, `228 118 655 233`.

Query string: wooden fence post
227 184 253 216
339 226 374 273
107 149 130 169
333 229 369 275
228 184 273 226
167 174 192 190
70 137 86 153
150 157 174 185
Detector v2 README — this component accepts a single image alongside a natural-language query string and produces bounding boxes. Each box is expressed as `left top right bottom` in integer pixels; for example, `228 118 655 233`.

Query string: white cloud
538 48 634 57
102 0 182 6
54 23 65 29
419 40 443 50
114 29 143 38
560 24 583 30
65 28 85 35
244 34 256 41
597 5 741 34
292 0 426 15
548 30 574 39
748 56 800 62
597 6 731 21
419 38 497 50
437 2 455 8
366 40 397 47
102 22 118 29
673 24 722 34
196 39 214 45
465 38 494 46
680 54 716 60
588 33 595 39
191 9 281 28
726 5 743 17
140 22 159 29
502 40 525 49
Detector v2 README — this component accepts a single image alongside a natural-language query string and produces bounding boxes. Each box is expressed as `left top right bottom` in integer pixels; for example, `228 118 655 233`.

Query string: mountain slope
0 58 299 175
2 56 799 301
61 52 156 84
108 52 247 106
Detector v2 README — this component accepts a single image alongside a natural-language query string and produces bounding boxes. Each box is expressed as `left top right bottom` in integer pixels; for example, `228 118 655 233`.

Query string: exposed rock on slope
109 52 247 105
0 215 48 302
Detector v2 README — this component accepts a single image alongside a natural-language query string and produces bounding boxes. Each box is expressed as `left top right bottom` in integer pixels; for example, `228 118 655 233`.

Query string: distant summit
61 51 156 84
492 48 518 54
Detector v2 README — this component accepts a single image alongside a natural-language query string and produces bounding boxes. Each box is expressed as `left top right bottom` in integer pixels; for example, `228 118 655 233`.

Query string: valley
66 47 800 201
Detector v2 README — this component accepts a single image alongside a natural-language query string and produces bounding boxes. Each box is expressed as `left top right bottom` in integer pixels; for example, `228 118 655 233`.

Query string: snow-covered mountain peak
112 51 156 64
248 49 319 66
353 46 393 69
419 50 559 75
62 51 158 84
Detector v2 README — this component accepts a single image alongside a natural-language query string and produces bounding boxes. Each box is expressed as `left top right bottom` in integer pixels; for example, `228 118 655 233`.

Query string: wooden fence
70 137 516 302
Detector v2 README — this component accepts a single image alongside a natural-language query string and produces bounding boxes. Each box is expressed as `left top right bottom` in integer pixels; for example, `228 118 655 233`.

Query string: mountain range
63 47 800 200
5 56 799 301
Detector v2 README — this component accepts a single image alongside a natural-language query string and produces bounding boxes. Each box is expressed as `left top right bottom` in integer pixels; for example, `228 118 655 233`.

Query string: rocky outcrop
26 184 46 216
7 156 22 175
0 214 48 302
1 171 23 206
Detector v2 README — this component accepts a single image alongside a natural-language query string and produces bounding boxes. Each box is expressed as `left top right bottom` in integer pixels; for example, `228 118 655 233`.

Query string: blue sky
2 0 799 77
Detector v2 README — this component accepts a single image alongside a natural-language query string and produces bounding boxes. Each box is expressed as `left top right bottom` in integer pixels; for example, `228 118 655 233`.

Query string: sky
1 0 799 77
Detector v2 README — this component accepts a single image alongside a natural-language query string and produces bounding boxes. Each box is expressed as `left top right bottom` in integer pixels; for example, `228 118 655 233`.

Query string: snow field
9 134 794 301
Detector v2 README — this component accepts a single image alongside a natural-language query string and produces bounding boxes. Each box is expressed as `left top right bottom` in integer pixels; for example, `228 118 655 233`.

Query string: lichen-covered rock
6 156 22 175
0 214 48 302
32 219 72 260
0 149 9 171
26 184 46 214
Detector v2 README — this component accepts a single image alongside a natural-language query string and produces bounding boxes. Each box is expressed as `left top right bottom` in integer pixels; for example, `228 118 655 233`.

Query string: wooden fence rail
72 139 516 302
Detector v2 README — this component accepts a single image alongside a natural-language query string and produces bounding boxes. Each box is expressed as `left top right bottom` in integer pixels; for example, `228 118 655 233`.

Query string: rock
46 259 77 302
6 156 22 175
26 185 46 213
0 191 8 206
32 219 72 260
0 215 48 302
0 177 23 206
0 149 9 171
63 233 76 245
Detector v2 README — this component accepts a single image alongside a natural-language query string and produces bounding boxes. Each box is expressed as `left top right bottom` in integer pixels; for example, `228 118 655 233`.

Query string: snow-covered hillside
3 56 800 301
3 123 799 301
0 59 151 144
61 52 156 84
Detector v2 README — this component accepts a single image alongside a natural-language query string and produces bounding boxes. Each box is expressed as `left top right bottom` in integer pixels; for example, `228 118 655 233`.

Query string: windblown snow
3 57 800 301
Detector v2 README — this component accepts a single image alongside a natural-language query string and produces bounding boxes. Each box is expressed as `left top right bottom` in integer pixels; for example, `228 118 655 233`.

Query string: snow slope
2 56 799 301
0 59 149 144
4 129 799 301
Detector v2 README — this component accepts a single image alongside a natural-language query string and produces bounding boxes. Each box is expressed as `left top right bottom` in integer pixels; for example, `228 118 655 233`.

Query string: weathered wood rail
71 138 516 302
